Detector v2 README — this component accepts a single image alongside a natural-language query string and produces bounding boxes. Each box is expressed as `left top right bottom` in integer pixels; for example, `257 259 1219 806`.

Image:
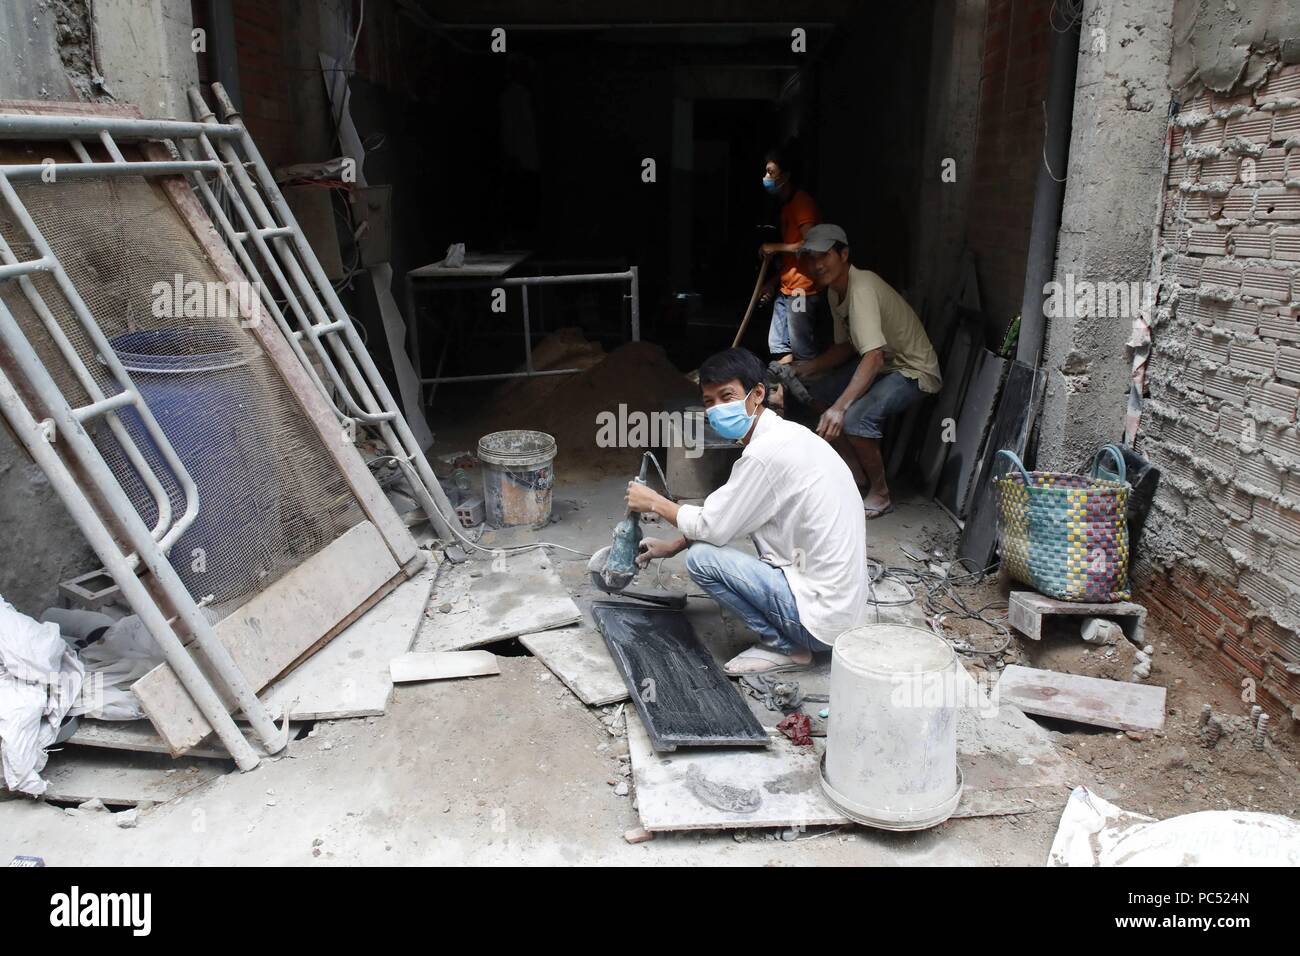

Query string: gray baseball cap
798 223 849 254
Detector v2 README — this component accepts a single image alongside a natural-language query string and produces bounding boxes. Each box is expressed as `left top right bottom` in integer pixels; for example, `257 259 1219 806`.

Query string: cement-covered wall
1037 0 1176 470
0 0 199 615
1135 0 1300 723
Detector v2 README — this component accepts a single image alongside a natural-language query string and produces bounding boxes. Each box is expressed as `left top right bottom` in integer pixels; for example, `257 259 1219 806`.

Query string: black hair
831 240 849 254
764 145 798 185
698 347 768 395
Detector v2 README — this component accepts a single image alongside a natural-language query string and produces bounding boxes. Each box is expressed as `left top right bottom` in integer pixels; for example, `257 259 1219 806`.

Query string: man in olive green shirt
792 224 941 518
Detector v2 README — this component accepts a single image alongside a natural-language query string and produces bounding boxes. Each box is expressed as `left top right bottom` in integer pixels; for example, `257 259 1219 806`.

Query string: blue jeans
685 542 824 655
767 291 820 361
808 367 924 439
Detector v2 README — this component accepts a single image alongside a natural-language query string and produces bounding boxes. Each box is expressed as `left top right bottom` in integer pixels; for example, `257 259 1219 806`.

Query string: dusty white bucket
820 623 963 830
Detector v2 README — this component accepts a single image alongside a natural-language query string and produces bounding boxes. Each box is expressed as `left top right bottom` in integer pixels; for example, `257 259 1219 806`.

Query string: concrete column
1037 0 1176 469
91 0 200 118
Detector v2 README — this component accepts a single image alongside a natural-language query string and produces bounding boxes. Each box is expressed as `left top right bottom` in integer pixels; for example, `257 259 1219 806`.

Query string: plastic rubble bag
41 609 162 722
0 597 84 795
1048 785 1300 867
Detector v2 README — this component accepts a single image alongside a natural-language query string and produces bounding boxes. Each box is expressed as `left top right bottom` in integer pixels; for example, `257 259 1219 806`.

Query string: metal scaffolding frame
0 88 458 768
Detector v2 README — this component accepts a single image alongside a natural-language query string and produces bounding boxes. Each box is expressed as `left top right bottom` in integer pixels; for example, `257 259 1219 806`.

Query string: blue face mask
762 176 780 193
707 388 757 440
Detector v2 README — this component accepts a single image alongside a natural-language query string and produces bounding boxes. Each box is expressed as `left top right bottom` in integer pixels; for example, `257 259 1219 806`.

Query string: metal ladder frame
0 97 460 767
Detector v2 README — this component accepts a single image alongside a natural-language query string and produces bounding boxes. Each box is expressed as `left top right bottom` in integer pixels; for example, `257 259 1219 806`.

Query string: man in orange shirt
757 148 822 364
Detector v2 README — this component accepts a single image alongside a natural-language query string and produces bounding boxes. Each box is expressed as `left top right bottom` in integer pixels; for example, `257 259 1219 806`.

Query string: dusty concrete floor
3 458 1293 865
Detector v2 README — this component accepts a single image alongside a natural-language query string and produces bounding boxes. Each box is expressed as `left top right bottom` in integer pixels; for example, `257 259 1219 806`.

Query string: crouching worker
626 347 866 676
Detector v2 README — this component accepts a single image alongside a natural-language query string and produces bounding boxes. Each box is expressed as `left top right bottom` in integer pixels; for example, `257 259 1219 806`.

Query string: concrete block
1238 452 1286 496
1201 263 1244 291
1251 380 1300 420
1253 498 1300 544
1273 228 1300 262
1277 346 1300 383
1224 110 1274 146
1189 226 1229 255
1217 300 1263 335
1198 153 1239 184
1247 149 1288 183
1225 522 1275 564
1241 265 1293 302
1172 255 1203 287
1193 327 1232 363
1260 423 1300 462
1221 188 1256 220
1258 307 1300 342
1255 186 1300 221
1229 337 1279 372
1273 108 1300 142
1229 227 1271 258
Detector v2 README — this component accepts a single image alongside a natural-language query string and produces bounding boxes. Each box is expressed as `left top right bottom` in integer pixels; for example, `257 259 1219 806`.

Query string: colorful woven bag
993 445 1131 602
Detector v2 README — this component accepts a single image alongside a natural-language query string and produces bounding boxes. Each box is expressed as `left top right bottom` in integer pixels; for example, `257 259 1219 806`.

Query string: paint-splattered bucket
477 430 557 528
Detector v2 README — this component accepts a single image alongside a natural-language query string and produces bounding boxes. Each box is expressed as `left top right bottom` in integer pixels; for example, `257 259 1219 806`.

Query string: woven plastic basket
993 445 1131 602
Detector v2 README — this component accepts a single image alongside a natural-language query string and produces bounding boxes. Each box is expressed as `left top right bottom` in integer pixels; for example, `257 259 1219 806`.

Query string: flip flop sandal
863 502 896 520
723 645 812 677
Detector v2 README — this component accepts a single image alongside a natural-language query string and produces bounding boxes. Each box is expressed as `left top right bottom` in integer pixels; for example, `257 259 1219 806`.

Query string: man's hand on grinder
636 538 681 568
626 480 665 515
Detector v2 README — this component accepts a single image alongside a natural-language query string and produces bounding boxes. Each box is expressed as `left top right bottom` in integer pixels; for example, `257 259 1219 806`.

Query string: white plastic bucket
820 623 963 830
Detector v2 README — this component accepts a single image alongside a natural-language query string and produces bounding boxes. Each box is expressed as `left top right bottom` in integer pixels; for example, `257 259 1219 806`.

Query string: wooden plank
147 142 421 570
997 664 1166 732
262 563 436 719
414 552 582 651
519 626 629 706
41 748 227 807
134 521 400 754
1008 590 1147 644
390 650 500 683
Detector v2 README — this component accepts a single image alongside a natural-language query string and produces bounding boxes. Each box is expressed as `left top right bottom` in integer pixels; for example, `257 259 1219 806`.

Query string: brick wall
1136 62 1300 725
965 0 1053 336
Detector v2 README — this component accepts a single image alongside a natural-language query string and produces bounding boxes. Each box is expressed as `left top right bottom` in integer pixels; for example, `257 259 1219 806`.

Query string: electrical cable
865 554 1012 656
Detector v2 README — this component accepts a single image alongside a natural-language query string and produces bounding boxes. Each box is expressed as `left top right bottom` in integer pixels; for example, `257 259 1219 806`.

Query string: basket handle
1090 443 1127 483
995 449 1032 484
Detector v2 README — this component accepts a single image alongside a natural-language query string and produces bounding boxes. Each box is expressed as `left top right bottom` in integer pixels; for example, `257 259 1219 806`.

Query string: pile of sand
480 328 697 476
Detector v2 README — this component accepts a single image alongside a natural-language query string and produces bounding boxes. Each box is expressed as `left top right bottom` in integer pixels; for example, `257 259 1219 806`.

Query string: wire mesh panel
0 174 364 607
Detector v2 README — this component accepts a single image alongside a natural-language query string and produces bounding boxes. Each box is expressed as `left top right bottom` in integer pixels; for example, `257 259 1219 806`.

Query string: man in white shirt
626 348 867 676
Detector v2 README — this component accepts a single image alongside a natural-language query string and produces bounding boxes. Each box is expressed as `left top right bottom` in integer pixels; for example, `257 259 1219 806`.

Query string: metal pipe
176 137 354 422
207 83 459 540
409 270 634 292
72 390 137 422
629 265 641 341
0 161 220 180
521 285 533 373
0 366 261 770
0 114 242 141
0 297 282 759
0 257 52 280
1015 14 1081 367
0 175 195 553
421 367 586 385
